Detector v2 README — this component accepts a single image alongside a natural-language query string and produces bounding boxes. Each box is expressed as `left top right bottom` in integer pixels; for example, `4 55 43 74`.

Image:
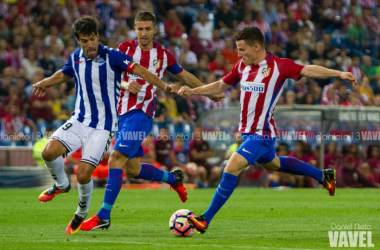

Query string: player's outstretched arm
132 64 170 92
33 70 71 97
174 70 225 101
178 80 229 97
300 65 358 87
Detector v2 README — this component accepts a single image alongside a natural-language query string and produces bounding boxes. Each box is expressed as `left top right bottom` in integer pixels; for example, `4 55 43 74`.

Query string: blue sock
97 168 123 220
136 163 175 185
203 172 238 224
278 156 323 183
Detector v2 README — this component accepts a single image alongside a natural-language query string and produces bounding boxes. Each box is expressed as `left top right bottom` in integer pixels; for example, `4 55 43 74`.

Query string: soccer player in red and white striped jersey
179 26 358 234
82 11 222 231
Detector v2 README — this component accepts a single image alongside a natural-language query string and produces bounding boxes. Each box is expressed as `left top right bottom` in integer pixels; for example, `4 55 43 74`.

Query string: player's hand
178 86 193 97
340 72 358 87
169 83 181 93
33 81 48 97
164 84 171 92
121 80 142 94
207 93 225 102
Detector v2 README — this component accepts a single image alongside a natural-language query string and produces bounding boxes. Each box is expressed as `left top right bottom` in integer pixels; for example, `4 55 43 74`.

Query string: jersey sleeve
222 62 241 86
165 50 183 75
61 54 75 78
110 49 136 74
117 41 129 53
277 58 304 80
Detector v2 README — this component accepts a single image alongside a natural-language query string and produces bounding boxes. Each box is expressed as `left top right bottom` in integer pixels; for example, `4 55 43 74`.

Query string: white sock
76 179 93 218
44 157 69 189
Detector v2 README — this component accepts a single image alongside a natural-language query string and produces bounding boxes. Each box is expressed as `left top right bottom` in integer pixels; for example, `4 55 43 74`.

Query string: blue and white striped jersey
62 44 135 131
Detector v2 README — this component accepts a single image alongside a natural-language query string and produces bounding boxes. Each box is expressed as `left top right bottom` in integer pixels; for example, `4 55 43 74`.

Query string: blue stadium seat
53 119 65 130
168 123 175 135
37 120 47 138
152 123 160 136
183 123 193 135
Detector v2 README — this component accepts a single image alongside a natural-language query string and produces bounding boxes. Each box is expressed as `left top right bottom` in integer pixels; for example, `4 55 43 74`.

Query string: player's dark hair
72 16 98 40
134 11 156 25
235 26 264 47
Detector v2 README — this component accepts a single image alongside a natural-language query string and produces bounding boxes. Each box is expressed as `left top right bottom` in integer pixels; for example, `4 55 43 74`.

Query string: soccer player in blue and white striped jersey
33 16 171 235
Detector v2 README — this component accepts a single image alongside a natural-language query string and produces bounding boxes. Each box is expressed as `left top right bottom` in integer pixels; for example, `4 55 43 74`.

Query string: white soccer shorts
50 117 114 167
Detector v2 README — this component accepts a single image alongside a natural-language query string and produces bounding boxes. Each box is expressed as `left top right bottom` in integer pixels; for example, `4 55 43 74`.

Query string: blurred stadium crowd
0 0 379 188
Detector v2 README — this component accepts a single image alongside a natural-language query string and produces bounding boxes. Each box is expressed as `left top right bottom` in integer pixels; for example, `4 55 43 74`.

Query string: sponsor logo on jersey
240 81 265 93
126 71 158 79
261 67 271 78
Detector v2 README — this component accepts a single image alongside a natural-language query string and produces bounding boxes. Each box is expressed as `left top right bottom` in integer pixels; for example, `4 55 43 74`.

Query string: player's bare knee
125 167 139 178
41 147 57 162
262 162 280 171
41 140 66 161
108 151 127 169
108 152 124 169
224 164 245 176
262 157 281 172
76 172 91 184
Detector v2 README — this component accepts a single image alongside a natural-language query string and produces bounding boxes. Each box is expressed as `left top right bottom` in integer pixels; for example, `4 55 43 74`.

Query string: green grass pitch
0 188 379 250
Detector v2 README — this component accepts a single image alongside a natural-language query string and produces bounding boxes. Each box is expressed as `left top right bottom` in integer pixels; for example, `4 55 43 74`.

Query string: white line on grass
53 239 320 250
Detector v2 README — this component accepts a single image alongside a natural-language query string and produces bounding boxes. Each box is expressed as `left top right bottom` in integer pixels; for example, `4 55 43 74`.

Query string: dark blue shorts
114 110 152 159
235 133 276 165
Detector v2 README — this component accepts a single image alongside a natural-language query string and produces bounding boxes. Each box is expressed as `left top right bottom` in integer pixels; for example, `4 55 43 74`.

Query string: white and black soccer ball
169 209 195 237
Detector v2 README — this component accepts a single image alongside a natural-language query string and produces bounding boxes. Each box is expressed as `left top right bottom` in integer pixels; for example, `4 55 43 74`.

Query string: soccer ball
169 209 196 237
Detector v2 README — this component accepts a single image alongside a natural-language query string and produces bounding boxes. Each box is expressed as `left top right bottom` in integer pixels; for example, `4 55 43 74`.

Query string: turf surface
0 188 379 250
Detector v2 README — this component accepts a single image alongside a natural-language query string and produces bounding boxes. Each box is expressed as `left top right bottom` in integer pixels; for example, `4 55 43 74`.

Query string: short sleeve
62 55 75 78
166 50 183 75
222 62 241 86
277 58 304 80
110 49 135 74
117 41 129 53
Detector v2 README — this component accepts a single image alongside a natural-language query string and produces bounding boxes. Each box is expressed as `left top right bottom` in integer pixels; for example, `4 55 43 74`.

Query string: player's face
134 21 157 49
77 33 99 59
236 40 258 65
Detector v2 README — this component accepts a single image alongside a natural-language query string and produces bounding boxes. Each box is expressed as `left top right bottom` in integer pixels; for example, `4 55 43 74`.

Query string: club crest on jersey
153 59 161 70
95 57 105 66
261 67 271 78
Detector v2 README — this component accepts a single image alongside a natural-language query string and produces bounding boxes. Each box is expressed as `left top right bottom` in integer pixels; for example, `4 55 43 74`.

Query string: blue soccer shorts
235 133 276 165
114 110 152 159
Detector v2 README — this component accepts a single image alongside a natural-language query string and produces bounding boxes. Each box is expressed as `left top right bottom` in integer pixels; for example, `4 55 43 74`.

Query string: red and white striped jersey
223 52 304 138
117 40 183 117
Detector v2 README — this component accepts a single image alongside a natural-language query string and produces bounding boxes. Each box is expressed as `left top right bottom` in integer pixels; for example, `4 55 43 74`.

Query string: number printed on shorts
62 122 73 130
